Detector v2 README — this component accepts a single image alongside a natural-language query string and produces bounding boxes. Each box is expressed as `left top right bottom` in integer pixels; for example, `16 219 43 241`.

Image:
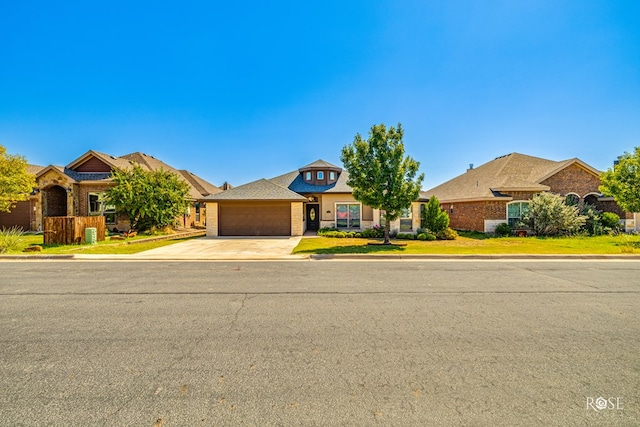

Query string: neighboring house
0 165 45 231
20 150 220 232
420 152 637 233
202 160 421 236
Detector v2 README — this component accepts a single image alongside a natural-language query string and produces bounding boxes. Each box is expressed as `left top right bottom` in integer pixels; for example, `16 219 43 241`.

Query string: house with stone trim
202 159 421 236
0 150 220 232
420 152 637 233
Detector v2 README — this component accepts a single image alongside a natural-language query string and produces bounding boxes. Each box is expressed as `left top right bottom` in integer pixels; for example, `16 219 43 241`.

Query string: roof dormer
298 160 342 186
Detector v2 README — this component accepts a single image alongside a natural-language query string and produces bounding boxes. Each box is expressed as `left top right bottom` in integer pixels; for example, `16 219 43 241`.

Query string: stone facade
291 202 303 236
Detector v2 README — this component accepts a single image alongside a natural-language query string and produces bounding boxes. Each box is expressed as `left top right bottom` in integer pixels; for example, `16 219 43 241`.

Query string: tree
599 147 640 213
105 165 190 231
0 145 37 213
421 195 450 233
524 192 586 236
340 123 424 244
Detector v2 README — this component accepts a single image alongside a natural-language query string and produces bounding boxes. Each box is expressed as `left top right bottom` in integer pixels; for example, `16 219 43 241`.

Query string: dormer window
317 171 324 180
305 171 312 181
329 171 336 181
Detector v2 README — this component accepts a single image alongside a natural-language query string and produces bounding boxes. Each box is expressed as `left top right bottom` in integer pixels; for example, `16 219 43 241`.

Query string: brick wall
445 201 508 232
541 164 601 197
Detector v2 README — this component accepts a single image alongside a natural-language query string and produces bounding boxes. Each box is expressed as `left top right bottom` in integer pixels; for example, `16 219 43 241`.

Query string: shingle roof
269 160 352 194
204 179 308 201
421 153 600 202
27 165 45 175
298 159 341 170
59 150 221 199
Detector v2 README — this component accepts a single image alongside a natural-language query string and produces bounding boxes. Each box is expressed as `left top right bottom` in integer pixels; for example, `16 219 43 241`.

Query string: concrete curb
309 253 640 260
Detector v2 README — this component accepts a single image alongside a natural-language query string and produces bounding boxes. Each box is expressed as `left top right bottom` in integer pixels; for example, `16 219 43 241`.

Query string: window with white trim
317 171 324 180
507 201 530 228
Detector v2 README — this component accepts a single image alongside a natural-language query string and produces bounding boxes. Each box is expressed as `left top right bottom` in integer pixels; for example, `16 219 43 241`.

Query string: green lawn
292 232 640 255
4 234 200 255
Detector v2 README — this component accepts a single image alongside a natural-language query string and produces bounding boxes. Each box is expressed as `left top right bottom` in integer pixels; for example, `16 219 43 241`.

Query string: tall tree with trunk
0 144 37 213
341 123 424 244
600 147 640 213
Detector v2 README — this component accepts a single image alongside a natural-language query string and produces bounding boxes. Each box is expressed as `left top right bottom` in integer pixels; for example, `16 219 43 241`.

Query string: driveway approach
132 236 304 260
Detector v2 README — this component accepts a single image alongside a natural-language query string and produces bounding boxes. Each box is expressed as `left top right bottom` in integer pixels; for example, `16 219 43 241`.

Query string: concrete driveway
131 236 305 260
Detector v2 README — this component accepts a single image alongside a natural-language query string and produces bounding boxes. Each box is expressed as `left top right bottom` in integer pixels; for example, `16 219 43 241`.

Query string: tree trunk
383 213 391 244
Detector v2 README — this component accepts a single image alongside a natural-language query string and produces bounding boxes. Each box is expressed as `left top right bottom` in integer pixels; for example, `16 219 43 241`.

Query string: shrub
436 228 458 240
601 212 621 229
421 196 450 233
335 231 347 238
525 192 587 236
317 227 338 236
494 223 512 237
417 233 436 241
360 226 386 238
0 226 25 253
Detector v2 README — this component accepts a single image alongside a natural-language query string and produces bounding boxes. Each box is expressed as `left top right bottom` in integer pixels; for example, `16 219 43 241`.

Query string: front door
306 204 320 231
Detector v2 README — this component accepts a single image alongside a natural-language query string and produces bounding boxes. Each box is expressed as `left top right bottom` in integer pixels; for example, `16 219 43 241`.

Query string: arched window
584 194 598 206
565 193 580 205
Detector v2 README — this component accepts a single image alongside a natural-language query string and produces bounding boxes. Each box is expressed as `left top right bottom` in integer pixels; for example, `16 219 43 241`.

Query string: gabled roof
66 150 132 171
55 150 221 199
27 165 45 175
421 153 601 202
179 170 222 197
204 179 307 201
298 159 341 171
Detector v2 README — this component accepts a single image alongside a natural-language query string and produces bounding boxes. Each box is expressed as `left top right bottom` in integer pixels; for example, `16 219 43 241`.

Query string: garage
219 201 291 236
0 200 33 231
203 178 307 237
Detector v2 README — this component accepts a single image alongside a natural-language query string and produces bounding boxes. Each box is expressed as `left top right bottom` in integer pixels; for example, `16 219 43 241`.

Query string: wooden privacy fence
44 216 106 245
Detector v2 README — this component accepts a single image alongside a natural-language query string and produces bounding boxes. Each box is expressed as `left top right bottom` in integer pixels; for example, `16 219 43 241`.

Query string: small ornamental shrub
425 232 436 241
600 212 621 229
436 228 458 240
494 223 512 237
417 233 427 241
335 231 347 238
420 196 450 233
0 226 25 253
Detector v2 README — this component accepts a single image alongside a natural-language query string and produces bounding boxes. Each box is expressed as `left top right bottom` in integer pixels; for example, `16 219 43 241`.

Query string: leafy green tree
600 147 640 213
420 195 450 233
525 192 586 236
341 123 424 244
105 165 190 231
0 145 37 213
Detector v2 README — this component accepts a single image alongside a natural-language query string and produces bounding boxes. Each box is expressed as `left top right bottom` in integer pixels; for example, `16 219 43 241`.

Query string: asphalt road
1 260 638 426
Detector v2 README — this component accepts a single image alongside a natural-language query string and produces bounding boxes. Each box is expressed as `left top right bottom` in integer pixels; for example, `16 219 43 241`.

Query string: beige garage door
219 202 291 236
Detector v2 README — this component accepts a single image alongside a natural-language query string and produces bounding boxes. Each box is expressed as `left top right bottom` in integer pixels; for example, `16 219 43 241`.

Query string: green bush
494 223 512 237
436 228 458 240
0 226 25 253
601 212 621 229
421 196 450 233
317 227 338 236
360 226 386 238
425 233 436 241
335 231 347 238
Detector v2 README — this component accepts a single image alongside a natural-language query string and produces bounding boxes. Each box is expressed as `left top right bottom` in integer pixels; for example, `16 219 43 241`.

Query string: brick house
203 160 421 236
6 150 220 232
0 165 44 231
420 152 637 233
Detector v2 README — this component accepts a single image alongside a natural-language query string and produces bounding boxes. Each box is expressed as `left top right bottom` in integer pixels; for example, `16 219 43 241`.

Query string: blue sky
1 1 639 189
